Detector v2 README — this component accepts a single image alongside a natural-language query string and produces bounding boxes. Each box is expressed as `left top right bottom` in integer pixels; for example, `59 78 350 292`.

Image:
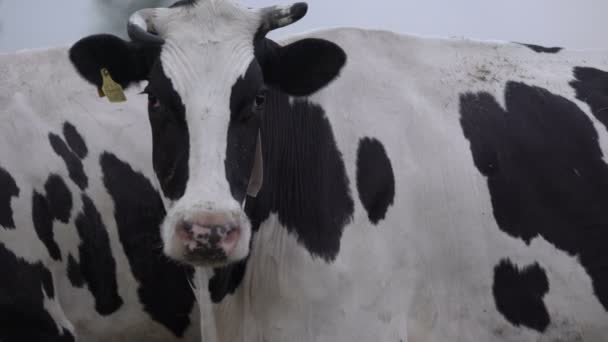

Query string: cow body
66 1 608 341
195 29 608 342
0 48 200 342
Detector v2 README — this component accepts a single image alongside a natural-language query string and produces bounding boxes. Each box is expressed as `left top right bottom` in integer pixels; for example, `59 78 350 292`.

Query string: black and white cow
0 48 200 341
69 0 608 340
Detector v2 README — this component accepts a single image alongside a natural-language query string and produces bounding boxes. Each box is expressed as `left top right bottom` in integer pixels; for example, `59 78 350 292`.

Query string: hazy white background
0 0 607 53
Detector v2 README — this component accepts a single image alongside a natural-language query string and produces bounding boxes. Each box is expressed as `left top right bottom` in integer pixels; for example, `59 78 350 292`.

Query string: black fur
66 254 85 288
31 175 73 261
225 62 264 203
208 259 248 303
32 191 62 261
247 91 354 261
146 63 190 200
257 38 347 96
518 43 563 54
209 39 350 301
0 167 19 229
493 259 550 332
49 133 88 190
75 194 123 315
170 0 198 8
0 243 75 342
460 81 608 311
100 152 195 337
69 34 160 89
63 122 88 159
356 137 395 224
571 66 608 130
44 175 72 224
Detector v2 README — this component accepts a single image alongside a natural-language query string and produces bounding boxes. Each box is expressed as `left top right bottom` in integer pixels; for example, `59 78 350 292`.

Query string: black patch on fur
518 43 563 54
170 0 197 8
44 175 72 224
208 259 248 303
0 243 75 342
146 62 190 200
356 137 395 224
256 38 347 96
571 67 608 130
49 133 88 190
225 62 263 203
70 34 160 89
247 91 354 261
460 81 608 311
209 67 353 301
32 191 62 261
31 174 74 261
75 194 123 315
0 167 19 229
493 259 550 332
63 122 88 159
66 254 85 288
100 152 195 337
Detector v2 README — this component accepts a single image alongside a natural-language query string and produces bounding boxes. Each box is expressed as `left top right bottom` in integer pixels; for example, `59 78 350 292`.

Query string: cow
0 47 201 341
68 0 608 341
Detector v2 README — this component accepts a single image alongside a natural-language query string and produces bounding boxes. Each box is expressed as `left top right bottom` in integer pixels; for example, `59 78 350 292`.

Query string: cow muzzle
163 208 251 267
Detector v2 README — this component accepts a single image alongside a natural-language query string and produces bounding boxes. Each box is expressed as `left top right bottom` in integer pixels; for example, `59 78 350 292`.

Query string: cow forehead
155 4 261 102
160 0 261 44
158 40 257 102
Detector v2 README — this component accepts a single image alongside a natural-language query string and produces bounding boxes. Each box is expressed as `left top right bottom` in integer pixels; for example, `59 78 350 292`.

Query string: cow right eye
148 94 161 109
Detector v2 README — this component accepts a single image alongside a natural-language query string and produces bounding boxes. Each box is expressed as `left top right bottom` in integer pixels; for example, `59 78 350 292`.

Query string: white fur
157 0 260 264
0 47 200 342
143 4 608 340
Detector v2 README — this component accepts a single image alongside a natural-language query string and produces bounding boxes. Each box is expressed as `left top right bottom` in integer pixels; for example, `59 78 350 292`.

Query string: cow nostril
183 221 193 233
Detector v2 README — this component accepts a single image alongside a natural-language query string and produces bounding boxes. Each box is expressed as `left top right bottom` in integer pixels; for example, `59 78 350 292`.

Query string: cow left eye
254 91 267 109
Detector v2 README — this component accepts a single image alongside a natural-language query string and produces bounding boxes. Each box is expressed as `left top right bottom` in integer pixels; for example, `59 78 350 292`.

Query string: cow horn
259 2 308 34
127 9 165 44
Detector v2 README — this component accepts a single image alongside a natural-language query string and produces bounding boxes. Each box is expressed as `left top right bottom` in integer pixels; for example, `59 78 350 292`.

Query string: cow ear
266 38 346 96
69 34 161 89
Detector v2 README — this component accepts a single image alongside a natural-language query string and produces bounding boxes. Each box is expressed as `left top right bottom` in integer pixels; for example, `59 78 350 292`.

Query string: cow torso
198 28 608 342
0 48 200 342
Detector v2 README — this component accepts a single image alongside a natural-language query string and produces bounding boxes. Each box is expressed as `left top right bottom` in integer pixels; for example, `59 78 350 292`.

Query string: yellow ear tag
100 68 127 103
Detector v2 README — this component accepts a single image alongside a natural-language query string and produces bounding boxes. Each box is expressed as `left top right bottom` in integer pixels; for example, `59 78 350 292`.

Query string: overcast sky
1 0 607 53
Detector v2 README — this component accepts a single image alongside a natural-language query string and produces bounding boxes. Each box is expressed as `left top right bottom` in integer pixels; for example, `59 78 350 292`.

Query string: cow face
70 0 344 267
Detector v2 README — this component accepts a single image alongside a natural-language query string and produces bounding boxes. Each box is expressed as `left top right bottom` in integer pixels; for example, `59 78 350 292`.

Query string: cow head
69 0 345 267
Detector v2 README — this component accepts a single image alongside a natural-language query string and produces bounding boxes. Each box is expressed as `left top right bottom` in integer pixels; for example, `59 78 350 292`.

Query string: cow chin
161 203 251 267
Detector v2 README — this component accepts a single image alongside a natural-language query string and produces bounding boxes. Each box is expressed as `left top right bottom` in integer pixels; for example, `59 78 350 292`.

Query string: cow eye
254 90 267 109
148 94 161 109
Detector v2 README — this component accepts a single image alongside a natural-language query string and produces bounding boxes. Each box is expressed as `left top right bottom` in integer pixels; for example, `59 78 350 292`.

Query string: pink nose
176 213 241 264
